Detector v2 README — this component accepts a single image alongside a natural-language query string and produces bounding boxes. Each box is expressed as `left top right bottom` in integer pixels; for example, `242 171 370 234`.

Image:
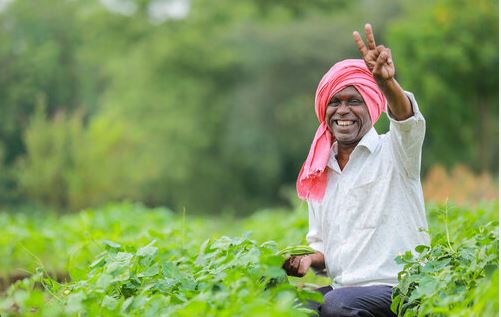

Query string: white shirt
306 91 430 289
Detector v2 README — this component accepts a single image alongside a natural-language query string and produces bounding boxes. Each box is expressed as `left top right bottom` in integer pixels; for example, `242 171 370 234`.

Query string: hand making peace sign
353 24 395 83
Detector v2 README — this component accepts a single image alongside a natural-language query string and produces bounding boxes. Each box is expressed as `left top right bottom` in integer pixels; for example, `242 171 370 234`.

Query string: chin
335 134 360 145
337 139 357 145
333 132 354 141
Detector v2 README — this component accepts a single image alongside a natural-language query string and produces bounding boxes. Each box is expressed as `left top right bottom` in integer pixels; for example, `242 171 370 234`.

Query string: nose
336 102 351 115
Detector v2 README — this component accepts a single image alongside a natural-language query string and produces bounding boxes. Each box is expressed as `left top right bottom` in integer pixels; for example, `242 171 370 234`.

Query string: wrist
376 77 396 90
309 251 325 268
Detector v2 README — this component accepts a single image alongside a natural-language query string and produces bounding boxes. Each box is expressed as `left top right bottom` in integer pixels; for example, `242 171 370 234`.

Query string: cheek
361 113 372 130
357 108 371 126
325 108 335 122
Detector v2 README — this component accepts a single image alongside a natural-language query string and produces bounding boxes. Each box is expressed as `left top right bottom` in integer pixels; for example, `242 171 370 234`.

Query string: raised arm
353 23 413 121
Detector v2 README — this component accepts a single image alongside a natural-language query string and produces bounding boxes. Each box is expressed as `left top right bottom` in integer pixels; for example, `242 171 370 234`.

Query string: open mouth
334 120 356 127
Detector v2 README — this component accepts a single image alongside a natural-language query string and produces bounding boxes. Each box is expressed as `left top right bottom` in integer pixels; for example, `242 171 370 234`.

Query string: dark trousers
309 285 397 317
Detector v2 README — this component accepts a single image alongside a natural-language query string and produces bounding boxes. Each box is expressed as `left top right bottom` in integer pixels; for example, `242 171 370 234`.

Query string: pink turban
296 59 387 201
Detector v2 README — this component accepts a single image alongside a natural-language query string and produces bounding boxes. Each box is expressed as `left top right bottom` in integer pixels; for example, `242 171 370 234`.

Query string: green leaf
96 273 113 289
415 244 430 253
103 240 122 249
138 263 160 278
65 291 86 314
102 295 119 310
137 242 158 258
89 256 106 269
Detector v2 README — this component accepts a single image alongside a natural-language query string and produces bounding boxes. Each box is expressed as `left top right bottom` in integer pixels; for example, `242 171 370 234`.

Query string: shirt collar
356 127 379 153
328 127 379 169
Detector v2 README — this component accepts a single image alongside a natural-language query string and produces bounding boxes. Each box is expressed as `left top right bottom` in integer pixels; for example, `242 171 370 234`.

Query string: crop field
1 201 498 316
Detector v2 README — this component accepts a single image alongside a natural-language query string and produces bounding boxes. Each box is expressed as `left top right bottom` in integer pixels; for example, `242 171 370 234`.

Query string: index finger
353 31 368 56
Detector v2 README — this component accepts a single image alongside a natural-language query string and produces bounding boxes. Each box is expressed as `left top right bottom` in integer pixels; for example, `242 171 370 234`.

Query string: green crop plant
0 201 498 316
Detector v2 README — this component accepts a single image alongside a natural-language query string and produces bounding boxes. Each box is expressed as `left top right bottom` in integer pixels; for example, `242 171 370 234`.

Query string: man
283 24 430 317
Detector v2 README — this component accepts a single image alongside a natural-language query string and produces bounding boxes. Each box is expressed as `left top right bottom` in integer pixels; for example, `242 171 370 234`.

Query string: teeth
337 120 354 126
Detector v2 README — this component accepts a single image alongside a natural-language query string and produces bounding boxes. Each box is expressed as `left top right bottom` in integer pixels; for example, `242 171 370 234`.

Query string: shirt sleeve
306 200 324 254
306 200 328 276
387 91 426 179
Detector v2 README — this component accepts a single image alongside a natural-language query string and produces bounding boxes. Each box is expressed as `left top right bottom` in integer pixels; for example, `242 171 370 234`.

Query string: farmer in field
283 24 430 316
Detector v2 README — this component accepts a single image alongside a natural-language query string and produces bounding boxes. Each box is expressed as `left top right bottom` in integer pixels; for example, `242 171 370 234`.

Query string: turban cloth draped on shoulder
296 59 387 201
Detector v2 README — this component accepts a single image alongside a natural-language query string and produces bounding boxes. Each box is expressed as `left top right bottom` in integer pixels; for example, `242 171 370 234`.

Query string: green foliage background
0 0 498 213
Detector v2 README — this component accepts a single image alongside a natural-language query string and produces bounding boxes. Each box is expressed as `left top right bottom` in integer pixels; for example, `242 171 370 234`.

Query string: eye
349 99 363 106
328 99 340 107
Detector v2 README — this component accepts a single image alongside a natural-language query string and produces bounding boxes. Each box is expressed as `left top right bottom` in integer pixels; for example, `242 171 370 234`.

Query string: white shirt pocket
345 174 390 229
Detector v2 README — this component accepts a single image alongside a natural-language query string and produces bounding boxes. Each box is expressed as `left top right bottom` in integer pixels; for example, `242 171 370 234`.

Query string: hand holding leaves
283 255 313 277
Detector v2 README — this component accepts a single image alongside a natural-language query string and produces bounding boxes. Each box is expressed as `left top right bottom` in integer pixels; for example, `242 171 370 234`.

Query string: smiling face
325 86 372 147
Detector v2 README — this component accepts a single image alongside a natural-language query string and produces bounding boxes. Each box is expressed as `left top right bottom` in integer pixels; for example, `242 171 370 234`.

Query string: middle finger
364 24 377 49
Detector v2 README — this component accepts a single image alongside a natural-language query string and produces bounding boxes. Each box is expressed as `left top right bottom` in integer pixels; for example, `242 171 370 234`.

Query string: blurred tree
0 0 100 204
15 102 146 211
387 0 498 173
4 0 405 212
11 0 492 214
15 105 79 208
0 0 85 163
76 0 378 213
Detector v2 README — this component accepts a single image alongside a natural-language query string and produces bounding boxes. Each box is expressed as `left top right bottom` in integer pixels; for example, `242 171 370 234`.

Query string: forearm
377 77 413 121
308 251 326 270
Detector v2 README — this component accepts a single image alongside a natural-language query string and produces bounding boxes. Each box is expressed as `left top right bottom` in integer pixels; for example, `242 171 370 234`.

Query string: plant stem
444 199 455 253
182 207 186 250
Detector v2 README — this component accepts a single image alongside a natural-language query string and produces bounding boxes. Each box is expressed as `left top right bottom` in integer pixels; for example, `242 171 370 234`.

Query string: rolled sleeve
306 201 324 254
387 91 426 179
